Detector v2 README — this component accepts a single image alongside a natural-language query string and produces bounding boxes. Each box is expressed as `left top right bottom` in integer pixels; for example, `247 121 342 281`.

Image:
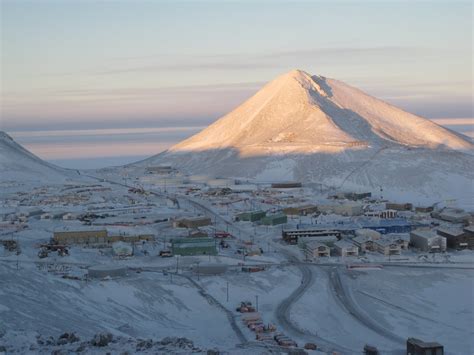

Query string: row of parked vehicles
237 301 299 348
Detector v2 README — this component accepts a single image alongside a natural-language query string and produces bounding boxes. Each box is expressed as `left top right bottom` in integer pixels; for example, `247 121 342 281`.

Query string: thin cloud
41 46 437 77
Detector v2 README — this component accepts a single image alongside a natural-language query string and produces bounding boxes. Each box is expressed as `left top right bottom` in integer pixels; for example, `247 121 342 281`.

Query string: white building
410 229 447 252
318 203 364 216
373 239 402 256
387 234 410 249
305 241 330 258
334 240 359 257
352 235 375 252
364 209 397 219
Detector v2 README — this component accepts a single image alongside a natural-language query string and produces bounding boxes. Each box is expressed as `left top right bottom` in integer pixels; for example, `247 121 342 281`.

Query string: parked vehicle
159 250 172 257
304 343 318 350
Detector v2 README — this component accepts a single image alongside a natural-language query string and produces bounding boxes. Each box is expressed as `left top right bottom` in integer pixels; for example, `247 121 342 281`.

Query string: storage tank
112 241 133 256
193 263 228 275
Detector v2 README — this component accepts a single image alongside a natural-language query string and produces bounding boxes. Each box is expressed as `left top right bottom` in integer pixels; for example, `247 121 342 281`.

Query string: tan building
283 205 318 216
53 229 108 245
54 229 153 245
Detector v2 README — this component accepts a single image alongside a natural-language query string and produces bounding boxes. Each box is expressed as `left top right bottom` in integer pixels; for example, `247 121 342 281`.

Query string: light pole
226 282 229 302
176 255 179 273
255 295 259 312
196 261 200 281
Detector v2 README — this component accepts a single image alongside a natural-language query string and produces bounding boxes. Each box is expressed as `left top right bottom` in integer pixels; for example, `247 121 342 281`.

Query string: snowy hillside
0 131 79 183
142 70 474 206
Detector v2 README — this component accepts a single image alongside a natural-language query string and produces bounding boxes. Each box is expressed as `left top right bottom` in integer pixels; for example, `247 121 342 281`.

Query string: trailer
242 265 265 273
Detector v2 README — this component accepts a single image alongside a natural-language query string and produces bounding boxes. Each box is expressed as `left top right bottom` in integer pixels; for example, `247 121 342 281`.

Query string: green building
235 210 266 222
261 213 288 226
171 238 217 256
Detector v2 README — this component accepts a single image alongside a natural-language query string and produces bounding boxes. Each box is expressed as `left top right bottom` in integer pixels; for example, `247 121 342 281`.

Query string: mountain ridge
0 131 78 182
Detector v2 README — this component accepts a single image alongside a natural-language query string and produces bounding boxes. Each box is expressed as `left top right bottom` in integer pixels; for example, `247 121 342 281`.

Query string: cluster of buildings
284 217 474 259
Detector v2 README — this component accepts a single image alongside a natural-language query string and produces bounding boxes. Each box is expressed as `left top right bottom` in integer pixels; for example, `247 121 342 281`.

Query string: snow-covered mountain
0 131 78 183
143 70 473 205
170 70 471 152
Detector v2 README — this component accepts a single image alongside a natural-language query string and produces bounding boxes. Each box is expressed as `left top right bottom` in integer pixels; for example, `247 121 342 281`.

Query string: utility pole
255 295 259 312
16 235 19 270
197 262 200 281
226 282 229 302
176 255 179 273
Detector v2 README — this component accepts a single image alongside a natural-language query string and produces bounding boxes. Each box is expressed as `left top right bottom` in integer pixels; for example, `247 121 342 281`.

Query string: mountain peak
276 69 327 94
169 70 472 153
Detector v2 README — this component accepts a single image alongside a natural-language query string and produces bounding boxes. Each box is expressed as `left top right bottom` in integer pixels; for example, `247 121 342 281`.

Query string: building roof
463 225 474 233
411 229 440 240
172 237 215 244
437 227 465 237
306 241 329 249
334 240 357 249
439 208 470 218
178 216 211 222
407 337 443 348
352 235 371 244
386 233 410 241
297 217 418 232
263 213 286 219
374 238 400 247
54 226 107 233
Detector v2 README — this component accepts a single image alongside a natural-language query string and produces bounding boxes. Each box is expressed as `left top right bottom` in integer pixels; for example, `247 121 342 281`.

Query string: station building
171 237 217 256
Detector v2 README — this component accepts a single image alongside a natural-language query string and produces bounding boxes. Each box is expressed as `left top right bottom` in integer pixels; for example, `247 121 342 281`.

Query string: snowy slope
0 131 79 182
140 70 474 205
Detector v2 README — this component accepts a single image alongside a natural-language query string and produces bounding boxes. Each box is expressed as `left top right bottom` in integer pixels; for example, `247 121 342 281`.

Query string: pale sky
0 0 472 168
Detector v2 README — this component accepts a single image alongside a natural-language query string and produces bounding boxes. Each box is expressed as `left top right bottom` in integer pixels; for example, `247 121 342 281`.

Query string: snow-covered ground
350 267 474 354
1 122 473 353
